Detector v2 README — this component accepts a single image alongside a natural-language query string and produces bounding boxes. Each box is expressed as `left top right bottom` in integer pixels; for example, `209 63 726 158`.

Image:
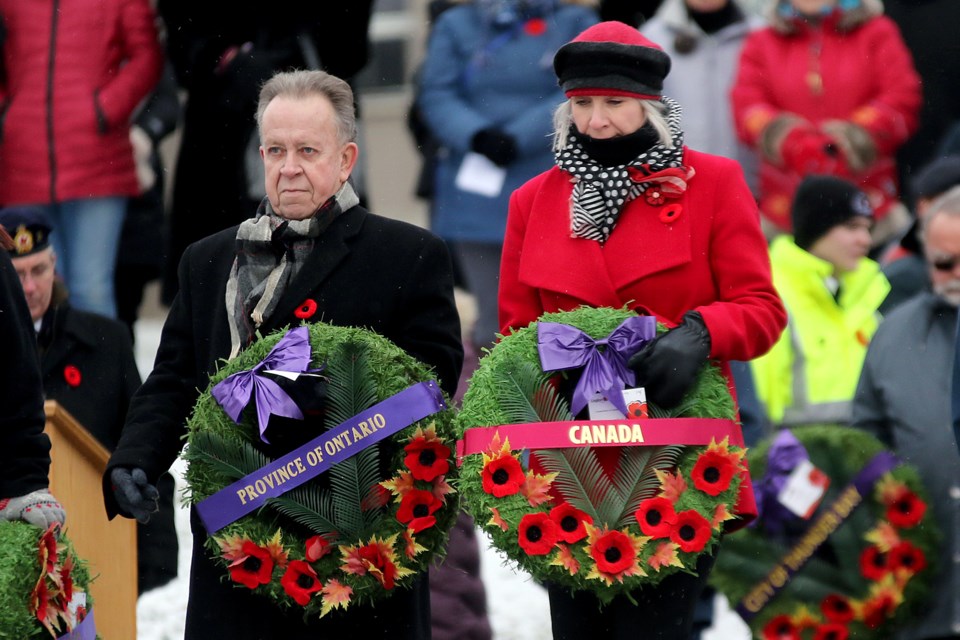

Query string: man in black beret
0 206 178 593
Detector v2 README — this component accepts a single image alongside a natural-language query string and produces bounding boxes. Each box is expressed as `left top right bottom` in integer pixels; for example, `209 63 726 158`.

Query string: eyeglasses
930 255 960 272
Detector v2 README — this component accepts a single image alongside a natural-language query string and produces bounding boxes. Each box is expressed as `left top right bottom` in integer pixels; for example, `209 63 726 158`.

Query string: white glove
0 489 66 528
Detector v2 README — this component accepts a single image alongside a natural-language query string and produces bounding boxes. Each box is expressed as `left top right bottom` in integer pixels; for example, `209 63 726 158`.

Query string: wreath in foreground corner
0 521 96 639
183 322 459 619
456 306 745 603
710 425 939 640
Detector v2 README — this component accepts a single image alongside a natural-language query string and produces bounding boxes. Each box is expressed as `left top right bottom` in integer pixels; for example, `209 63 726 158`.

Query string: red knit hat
553 21 671 99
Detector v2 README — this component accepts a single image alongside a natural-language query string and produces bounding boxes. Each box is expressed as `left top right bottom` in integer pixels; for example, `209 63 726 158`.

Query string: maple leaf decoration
550 543 581 575
488 507 509 532
655 468 688 502
381 472 417 501
521 470 557 507
711 503 736 531
865 521 902 553
647 541 684 572
320 579 353 617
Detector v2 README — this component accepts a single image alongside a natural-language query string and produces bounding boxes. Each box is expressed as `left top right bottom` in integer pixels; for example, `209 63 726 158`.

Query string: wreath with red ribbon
455 306 747 603
183 322 459 619
710 425 939 639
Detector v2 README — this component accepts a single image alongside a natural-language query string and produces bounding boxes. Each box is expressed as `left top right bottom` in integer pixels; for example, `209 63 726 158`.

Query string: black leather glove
110 467 160 524
471 128 518 166
627 311 711 409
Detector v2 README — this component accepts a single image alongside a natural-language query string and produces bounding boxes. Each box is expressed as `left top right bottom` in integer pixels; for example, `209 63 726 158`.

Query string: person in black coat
104 69 463 640
0 206 179 593
156 1 375 306
0 226 65 528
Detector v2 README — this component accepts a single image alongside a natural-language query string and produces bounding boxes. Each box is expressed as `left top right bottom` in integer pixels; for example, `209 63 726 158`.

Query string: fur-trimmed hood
768 0 883 34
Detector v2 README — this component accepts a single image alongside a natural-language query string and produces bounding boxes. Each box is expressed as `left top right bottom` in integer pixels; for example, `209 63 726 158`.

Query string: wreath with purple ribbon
710 425 939 639
183 323 459 619
456 306 746 602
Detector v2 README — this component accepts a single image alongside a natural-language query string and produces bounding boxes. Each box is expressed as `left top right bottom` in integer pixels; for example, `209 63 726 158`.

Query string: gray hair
256 69 357 144
551 98 673 152
921 185 960 246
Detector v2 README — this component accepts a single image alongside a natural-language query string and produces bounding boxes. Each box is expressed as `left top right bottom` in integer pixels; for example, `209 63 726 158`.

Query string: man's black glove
627 311 711 409
471 128 518 166
110 467 160 524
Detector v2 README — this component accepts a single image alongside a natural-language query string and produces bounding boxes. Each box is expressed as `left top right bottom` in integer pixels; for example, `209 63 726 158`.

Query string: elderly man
0 230 65 528
853 185 960 640
103 69 463 639
0 207 178 593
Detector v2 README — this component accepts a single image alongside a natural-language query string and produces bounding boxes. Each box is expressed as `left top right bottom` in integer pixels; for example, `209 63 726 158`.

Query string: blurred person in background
731 0 920 249
0 0 163 318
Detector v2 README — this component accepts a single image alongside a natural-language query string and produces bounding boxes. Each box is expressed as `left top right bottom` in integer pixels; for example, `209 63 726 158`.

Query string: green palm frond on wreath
323 340 383 538
265 483 339 539
184 431 273 494
610 445 685 527
496 360 573 425
533 447 610 525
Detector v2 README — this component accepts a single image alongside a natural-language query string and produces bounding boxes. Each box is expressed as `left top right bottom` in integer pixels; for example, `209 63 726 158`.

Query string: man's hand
0 489 66 528
628 311 712 409
110 467 159 524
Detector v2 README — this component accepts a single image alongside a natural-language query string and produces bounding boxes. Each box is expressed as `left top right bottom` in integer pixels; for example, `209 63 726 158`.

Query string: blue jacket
417 3 597 242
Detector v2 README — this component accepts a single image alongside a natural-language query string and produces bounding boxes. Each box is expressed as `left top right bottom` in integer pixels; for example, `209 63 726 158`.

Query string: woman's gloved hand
0 489 66 528
627 311 711 409
471 128 518 166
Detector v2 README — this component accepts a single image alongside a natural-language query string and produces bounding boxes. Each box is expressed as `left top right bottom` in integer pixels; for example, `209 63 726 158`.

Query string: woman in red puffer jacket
0 0 162 317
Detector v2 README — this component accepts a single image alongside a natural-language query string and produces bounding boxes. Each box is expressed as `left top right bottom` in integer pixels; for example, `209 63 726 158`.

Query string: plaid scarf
556 96 693 243
225 181 359 358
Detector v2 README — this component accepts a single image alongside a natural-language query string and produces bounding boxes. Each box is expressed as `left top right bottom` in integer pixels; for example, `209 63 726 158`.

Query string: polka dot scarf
556 96 690 243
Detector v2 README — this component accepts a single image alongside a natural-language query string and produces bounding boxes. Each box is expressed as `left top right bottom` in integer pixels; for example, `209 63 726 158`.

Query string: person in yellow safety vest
752 174 891 430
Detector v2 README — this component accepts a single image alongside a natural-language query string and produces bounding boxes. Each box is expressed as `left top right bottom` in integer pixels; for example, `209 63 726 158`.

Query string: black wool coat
39 303 179 593
0 250 50 499
105 205 463 639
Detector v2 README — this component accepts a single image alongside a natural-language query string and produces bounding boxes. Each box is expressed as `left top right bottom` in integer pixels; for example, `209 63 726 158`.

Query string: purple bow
537 316 656 417
212 326 314 443
752 429 809 535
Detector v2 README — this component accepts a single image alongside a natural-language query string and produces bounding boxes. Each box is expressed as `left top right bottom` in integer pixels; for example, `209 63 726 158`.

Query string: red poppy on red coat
518 512 559 555
280 560 321 606
63 365 81 387
635 496 677 538
549 503 593 544
669 509 711 553
294 299 318 319
645 189 666 205
659 204 683 224
524 18 546 36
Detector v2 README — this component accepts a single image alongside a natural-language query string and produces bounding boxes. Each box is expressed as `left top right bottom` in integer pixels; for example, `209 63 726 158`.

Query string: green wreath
183 322 459 618
456 306 744 603
0 521 95 638
710 425 939 639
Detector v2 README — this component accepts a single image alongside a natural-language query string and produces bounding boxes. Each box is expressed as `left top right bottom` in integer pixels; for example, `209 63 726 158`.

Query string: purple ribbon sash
58 608 96 640
196 380 446 534
735 449 900 621
538 316 656 416
212 326 316 443
752 430 811 536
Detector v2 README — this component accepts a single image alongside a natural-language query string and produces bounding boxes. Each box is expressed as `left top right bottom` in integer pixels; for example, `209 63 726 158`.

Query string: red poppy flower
63 365 82 387
358 543 398 590
518 512 559 555
280 559 322 606
762 614 801 640
524 17 546 36
669 509 712 553
228 541 275 589
481 454 525 497
626 401 647 418
396 488 443 533
862 592 897 629
635 496 677 538
403 438 451 481
305 535 333 562
859 545 890 581
820 594 854 623
294 298 318 319
589 529 637 575
692 450 737 496
889 540 926 575
549 503 593 544
659 204 683 224
812 623 849 640
886 490 926 529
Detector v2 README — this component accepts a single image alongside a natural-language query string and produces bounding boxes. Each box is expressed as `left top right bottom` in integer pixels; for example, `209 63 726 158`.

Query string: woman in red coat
498 21 786 639
0 0 162 318
731 0 921 247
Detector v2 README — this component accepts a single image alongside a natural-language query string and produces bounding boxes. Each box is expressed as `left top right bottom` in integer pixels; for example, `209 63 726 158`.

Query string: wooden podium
45 400 137 640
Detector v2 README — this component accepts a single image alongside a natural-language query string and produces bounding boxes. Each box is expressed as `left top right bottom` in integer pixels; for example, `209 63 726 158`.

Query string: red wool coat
0 0 163 205
731 9 920 229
